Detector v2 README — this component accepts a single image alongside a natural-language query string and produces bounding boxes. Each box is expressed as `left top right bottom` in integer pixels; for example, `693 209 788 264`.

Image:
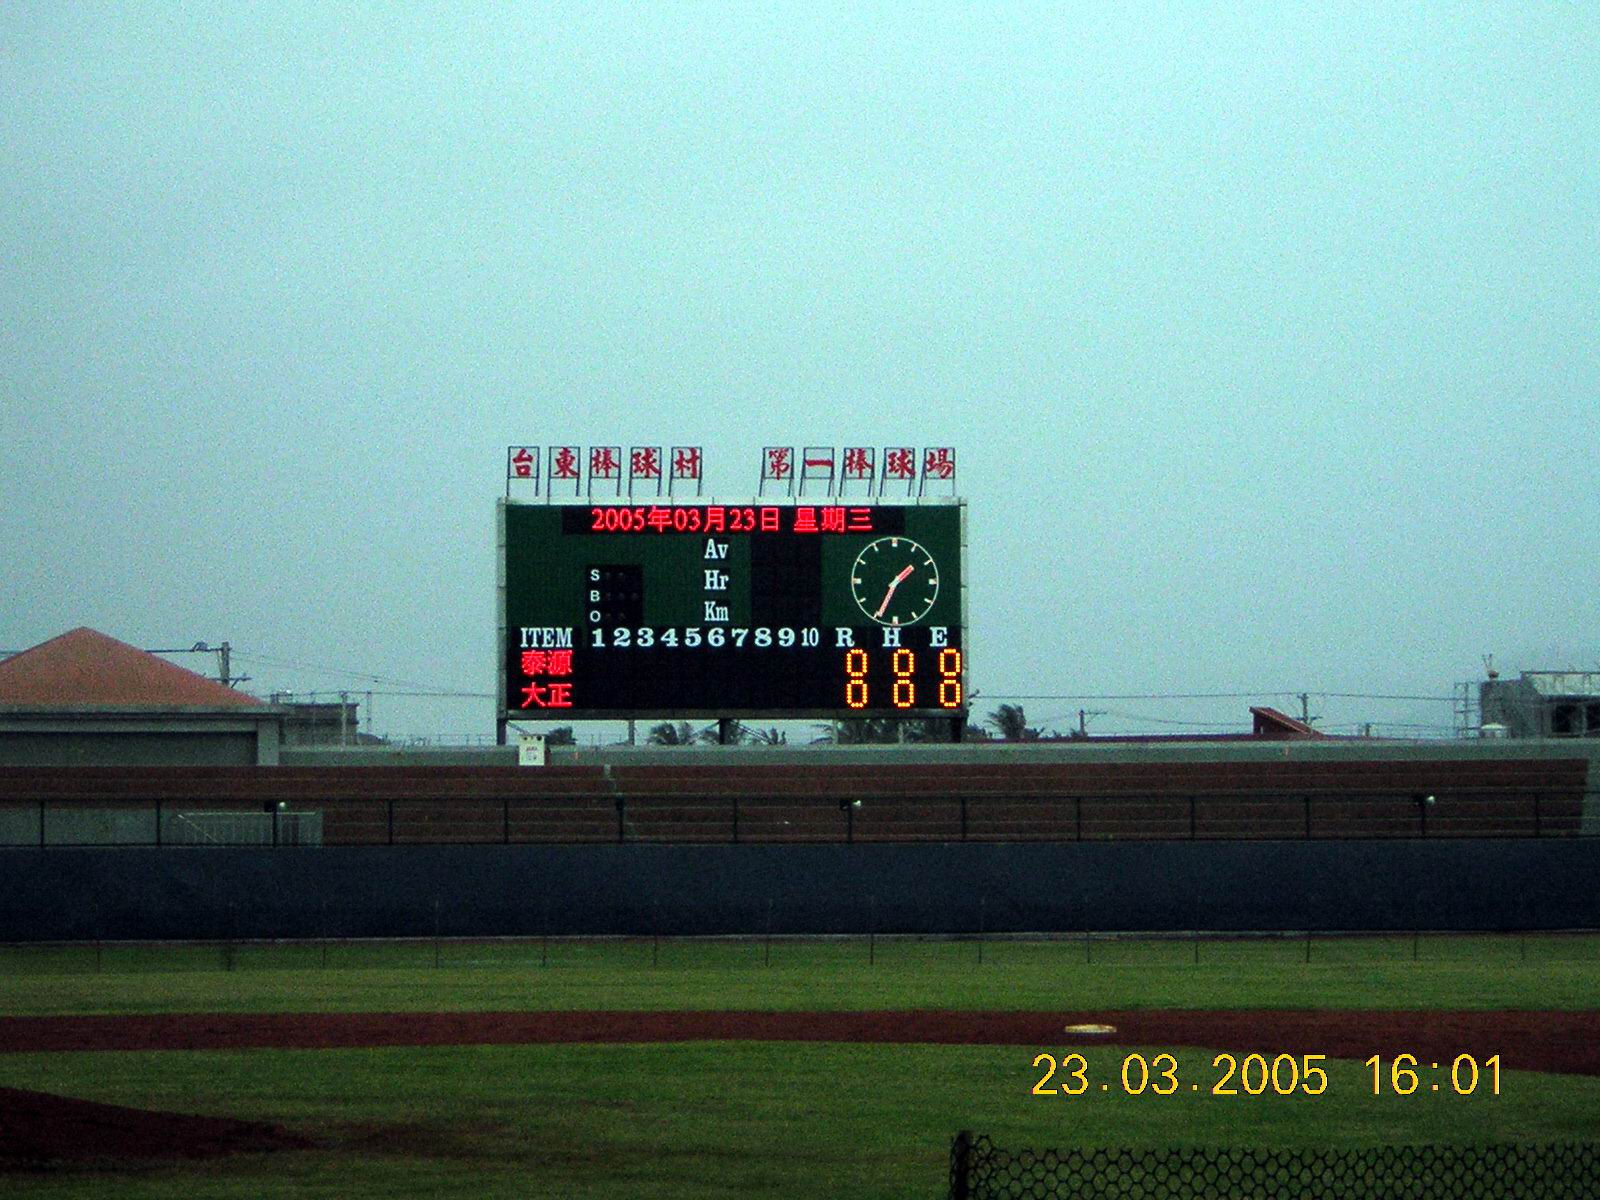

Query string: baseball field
2 933 1599 1198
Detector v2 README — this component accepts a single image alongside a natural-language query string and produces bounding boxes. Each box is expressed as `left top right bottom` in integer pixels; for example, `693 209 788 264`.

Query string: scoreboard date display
499 500 966 718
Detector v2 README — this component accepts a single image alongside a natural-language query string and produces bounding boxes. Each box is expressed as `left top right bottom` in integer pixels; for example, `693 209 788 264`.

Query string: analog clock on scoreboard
498 499 966 719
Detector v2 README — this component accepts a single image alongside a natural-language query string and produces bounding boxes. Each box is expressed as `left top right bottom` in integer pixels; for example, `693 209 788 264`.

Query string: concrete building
1481 671 1600 740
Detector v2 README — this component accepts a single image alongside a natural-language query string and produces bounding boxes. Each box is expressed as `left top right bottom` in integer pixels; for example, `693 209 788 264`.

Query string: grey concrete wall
2 840 1596 941
0 731 260 767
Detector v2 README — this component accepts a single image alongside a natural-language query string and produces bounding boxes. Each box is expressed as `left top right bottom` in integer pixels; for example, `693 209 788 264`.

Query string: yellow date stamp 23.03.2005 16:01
1032 1050 1503 1098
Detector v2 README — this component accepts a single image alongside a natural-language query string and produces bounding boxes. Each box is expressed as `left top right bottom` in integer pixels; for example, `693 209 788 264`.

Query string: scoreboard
498 499 966 720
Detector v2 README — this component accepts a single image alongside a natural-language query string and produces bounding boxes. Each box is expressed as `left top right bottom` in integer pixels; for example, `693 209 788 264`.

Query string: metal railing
2 788 1592 847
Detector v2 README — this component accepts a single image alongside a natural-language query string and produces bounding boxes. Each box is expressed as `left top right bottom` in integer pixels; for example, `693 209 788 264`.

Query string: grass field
3 934 1599 1199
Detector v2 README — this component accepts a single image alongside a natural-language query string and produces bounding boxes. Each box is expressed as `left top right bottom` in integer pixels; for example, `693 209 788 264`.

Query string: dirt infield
0 1086 310 1167
3 1009 1597 1076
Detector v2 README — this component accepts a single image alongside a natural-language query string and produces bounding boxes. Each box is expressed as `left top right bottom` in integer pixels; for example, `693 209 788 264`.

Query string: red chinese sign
842 447 874 480
508 446 537 479
883 447 915 481
922 446 955 480
670 447 702 480
630 447 663 480
763 447 793 479
549 446 580 480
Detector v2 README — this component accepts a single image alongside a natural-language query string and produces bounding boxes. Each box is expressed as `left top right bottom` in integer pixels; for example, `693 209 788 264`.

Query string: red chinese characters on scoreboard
585 505 875 534
791 507 874 533
519 647 575 708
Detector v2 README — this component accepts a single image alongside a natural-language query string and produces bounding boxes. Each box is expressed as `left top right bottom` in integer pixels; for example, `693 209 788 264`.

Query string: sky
2 5 1596 742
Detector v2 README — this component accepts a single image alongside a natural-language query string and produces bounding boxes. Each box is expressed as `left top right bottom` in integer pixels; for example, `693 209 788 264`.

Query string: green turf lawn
2 935 1598 1198
1 1043 1595 1199
2 933 1599 1016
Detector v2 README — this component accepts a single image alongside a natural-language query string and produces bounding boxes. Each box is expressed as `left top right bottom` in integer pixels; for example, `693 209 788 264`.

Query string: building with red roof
0 628 285 765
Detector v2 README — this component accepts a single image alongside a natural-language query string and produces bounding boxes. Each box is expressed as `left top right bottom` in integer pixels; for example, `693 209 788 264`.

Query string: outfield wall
3 839 1598 941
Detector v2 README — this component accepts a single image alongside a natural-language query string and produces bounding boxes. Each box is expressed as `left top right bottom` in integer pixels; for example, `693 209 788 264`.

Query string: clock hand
872 566 917 618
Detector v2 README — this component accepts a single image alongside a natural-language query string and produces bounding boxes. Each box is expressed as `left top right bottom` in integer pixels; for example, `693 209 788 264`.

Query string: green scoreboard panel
498 499 966 719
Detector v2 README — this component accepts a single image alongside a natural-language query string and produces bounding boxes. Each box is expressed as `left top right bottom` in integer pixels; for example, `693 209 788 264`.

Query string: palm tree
811 718 901 744
647 721 703 746
987 703 1042 741
898 718 957 743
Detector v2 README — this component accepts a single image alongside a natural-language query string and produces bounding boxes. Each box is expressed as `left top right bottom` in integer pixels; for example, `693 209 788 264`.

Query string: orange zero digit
892 648 915 708
845 648 868 708
938 648 962 708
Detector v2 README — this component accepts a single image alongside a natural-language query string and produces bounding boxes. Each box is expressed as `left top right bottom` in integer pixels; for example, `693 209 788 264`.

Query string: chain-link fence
949 1134 1600 1200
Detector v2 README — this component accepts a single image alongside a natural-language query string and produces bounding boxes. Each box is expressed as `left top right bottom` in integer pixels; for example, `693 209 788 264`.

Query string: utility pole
1299 693 1311 724
143 642 248 690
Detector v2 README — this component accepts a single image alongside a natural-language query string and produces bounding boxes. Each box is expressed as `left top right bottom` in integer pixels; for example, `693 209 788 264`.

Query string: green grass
3 934 1598 1198
3 934 1600 1017
2 1044 1595 1199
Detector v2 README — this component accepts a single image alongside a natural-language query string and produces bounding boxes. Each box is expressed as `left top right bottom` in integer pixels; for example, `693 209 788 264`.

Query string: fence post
868 895 876 965
732 795 740 844
846 800 854 844
764 898 773 967
433 897 442 969
1534 792 1542 838
1189 795 1197 839
387 800 394 846
652 900 660 968
1304 795 1311 839
1075 796 1083 841
503 797 510 845
977 896 985 965
616 797 626 843
39 798 46 848
950 1130 973 1200
960 796 968 842
155 797 162 847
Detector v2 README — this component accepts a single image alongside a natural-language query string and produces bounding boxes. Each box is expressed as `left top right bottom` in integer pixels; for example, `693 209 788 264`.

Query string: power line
273 687 495 700
984 692 1299 701
983 691 1455 703
230 651 476 695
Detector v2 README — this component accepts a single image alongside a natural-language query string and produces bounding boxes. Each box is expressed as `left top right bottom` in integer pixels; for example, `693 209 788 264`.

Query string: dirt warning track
2 1009 1598 1076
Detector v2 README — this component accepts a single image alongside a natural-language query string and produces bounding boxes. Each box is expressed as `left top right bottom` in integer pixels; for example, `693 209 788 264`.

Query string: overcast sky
3 5 1596 741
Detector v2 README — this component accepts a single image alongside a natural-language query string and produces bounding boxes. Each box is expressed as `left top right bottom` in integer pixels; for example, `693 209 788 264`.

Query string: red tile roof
0 628 264 708
1250 706 1323 738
